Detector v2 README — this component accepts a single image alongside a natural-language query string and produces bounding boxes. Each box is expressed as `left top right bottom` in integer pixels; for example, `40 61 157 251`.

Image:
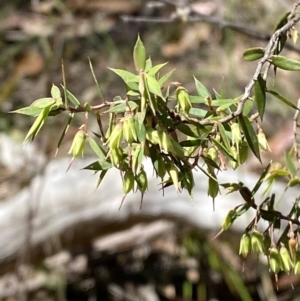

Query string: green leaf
218 122 230 150
238 141 249 164
269 55 300 71
127 90 140 97
144 57 152 72
10 106 42 116
176 124 199 138
108 68 139 90
51 84 61 99
273 12 289 54
238 115 261 161
148 62 168 76
212 138 236 161
284 151 297 177
83 160 112 171
194 76 211 100
89 58 105 101
201 155 220 170
189 108 207 118
133 35 146 71
158 69 175 87
88 137 106 159
267 90 299 110
242 99 253 116
145 74 165 100
213 98 238 111
24 106 51 144
251 162 271 195
254 74 266 120
96 170 108 188
66 89 81 107
243 47 265 61
31 97 55 109
198 165 218 182
107 101 138 113
55 112 74 157
135 114 146 143
189 95 205 103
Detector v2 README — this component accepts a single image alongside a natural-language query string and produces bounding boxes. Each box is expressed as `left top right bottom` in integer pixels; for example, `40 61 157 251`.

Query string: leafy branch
11 1 300 281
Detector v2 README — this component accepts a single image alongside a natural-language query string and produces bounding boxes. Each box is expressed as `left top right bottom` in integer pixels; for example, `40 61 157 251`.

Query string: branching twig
121 2 300 53
198 11 300 126
293 98 300 162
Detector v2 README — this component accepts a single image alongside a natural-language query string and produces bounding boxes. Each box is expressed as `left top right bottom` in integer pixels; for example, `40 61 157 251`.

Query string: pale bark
0 154 296 273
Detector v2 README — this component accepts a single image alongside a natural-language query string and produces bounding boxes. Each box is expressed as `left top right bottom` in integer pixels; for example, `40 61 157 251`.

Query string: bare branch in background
121 0 300 53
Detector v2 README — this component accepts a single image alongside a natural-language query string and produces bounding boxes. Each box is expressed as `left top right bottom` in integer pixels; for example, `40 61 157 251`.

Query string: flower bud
289 234 297 261
136 168 148 193
107 122 123 149
176 86 192 114
68 127 86 159
257 128 271 151
123 116 137 144
146 127 160 145
280 243 294 273
269 247 281 274
110 147 123 168
123 170 135 194
229 146 238 169
208 147 218 162
262 233 271 255
154 157 166 179
294 251 300 274
231 122 242 146
251 230 264 254
239 233 251 257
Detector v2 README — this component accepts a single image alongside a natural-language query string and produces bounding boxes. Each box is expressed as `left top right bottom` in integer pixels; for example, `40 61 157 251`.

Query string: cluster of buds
238 229 300 277
257 125 271 152
175 86 192 114
67 125 87 170
122 113 137 144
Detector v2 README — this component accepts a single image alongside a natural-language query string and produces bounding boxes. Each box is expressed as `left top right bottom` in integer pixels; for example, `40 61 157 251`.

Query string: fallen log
1 152 297 274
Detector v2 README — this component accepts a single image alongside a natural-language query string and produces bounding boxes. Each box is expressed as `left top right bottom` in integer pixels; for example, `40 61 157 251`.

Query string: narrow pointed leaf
144 57 152 72
158 69 175 87
108 68 139 90
212 138 236 161
55 113 74 157
65 89 81 107
243 47 265 61
189 108 207 118
51 84 61 99
145 74 165 100
133 35 146 71
11 106 42 116
267 90 299 110
148 62 168 76
194 76 211 100
242 99 253 117
269 55 300 71
218 122 230 150
251 162 271 195
88 137 106 159
96 170 108 188
24 106 51 144
107 101 138 113
254 74 266 120
285 151 297 177
83 160 112 171
239 115 261 161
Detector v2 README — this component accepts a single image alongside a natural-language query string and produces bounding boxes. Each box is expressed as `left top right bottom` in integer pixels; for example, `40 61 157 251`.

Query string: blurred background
1 0 300 300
